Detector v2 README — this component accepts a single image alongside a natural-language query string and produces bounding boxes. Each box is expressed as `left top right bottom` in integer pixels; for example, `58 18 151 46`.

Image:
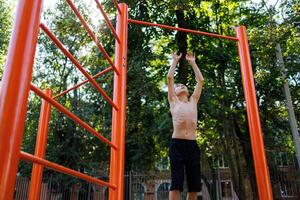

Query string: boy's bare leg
186 192 198 200
169 190 180 200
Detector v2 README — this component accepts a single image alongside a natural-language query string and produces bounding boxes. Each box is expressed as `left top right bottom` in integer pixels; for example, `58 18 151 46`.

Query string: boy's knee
186 192 198 200
169 190 180 200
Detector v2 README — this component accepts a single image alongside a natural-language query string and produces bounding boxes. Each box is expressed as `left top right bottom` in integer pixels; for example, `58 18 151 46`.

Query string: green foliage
0 0 12 75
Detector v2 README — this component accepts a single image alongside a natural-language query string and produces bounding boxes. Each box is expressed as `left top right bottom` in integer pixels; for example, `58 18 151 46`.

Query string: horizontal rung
128 19 239 41
30 84 117 150
40 23 118 110
65 0 119 75
20 151 116 189
54 66 113 99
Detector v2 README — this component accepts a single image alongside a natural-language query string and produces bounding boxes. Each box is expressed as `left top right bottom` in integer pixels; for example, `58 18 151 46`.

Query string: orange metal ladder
0 0 127 199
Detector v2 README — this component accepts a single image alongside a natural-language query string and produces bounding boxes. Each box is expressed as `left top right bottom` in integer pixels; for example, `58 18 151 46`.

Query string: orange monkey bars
0 0 273 199
128 17 273 200
236 26 273 199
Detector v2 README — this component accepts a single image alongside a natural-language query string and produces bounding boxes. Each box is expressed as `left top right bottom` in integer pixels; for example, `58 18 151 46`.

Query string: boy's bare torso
170 99 197 140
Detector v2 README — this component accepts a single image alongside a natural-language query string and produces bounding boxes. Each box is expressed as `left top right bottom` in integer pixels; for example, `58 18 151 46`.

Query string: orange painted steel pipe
94 0 121 43
0 0 43 199
54 66 113 99
65 0 119 75
28 89 52 200
20 151 117 189
30 84 117 149
114 0 122 14
128 19 239 41
40 23 118 110
236 26 273 199
109 3 128 200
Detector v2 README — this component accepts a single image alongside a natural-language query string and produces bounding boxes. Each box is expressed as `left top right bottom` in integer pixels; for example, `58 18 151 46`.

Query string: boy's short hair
174 83 186 89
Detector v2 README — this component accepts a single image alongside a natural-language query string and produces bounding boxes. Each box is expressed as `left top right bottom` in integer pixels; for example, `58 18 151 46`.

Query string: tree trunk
175 9 188 85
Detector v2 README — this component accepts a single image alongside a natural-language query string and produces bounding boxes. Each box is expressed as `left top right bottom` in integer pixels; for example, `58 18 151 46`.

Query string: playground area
0 0 300 199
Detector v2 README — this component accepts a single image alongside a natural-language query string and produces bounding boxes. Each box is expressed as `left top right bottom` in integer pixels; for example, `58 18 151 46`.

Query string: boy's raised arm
186 52 204 102
167 53 181 103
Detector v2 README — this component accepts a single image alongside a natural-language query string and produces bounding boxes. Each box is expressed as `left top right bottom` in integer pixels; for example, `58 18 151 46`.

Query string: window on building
157 182 170 200
213 155 229 168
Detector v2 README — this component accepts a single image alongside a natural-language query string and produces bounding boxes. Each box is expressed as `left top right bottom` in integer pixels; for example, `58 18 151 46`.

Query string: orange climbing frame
0 0 127 200
0 1 272 200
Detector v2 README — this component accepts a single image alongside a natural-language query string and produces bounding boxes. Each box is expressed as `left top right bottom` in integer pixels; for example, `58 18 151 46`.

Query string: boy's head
174 83 189 97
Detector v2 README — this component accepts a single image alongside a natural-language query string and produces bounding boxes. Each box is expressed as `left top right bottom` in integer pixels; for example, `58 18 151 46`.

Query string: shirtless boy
167 52 204 200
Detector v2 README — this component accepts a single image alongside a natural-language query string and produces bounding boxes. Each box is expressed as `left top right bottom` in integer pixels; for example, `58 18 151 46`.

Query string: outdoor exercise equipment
0 0 273 199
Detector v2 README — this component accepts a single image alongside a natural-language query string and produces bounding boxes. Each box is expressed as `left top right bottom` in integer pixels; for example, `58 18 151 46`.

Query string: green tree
0 0 12 75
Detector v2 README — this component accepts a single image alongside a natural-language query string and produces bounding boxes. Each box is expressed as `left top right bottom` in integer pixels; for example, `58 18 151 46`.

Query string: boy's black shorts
169 138 201 192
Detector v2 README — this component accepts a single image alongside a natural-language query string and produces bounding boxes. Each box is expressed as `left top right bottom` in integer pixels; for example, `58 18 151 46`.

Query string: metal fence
14 175 102 200
14 169 300 200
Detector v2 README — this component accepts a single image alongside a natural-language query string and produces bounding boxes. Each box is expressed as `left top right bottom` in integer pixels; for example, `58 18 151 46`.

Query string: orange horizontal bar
65 0 119 75
20 151 116 189
128 19 239 41
114 0 121 14
40 23 118 109
54 66 113 99
95 0 120 43
30 84 117 149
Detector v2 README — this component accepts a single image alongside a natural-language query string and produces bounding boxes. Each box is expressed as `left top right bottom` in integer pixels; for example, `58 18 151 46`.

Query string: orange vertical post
109 3 128 200
0 1 43 199
28 89 52 200
236 26 273 199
